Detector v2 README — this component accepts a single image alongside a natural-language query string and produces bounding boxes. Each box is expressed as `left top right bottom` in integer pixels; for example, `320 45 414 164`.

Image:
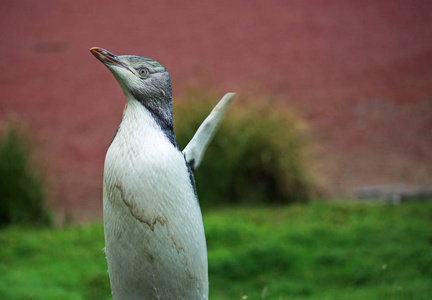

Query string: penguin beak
90 47 131 72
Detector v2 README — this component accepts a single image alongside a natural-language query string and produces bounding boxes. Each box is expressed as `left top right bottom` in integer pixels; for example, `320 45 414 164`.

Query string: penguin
90 47 234 300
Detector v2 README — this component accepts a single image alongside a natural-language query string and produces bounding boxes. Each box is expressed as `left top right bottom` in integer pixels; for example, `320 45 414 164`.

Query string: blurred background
1 0 432 299
1 0 431 221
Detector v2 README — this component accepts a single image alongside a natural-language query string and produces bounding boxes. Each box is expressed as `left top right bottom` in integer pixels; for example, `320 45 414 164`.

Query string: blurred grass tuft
174 89 317 207
0 121 51 227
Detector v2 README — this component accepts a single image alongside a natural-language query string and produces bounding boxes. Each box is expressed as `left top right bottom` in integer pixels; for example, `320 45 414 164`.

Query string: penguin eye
137 68 149 77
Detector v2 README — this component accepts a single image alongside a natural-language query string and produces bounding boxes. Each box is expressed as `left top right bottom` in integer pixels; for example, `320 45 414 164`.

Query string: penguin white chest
103 101 208 299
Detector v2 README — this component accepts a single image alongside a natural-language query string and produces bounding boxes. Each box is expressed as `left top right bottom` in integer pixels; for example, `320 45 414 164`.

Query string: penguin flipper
183 92 236 170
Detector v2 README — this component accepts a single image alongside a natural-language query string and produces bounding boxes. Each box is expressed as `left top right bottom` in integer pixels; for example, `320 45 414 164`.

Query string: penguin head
90 47 171 101
90 47 174 128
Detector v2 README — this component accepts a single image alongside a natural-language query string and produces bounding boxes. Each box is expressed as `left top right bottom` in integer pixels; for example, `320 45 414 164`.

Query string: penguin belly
102 105 208 299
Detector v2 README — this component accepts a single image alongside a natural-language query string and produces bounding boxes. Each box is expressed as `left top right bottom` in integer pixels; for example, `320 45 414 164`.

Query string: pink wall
1 0 431 222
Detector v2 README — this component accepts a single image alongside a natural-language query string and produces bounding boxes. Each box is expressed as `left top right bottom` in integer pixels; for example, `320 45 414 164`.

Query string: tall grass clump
174 89 316 207
0 122 51 227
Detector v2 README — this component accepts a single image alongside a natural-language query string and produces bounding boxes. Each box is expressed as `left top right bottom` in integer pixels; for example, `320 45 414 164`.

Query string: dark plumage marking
188 159 196 172
185 156 198 199
138 101 180 150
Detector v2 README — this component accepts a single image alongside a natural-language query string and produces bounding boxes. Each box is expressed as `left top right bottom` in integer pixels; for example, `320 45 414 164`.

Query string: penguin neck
122 94 179 150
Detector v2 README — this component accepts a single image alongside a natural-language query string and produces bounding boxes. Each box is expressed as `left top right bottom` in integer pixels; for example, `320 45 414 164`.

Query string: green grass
1 202 431 299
